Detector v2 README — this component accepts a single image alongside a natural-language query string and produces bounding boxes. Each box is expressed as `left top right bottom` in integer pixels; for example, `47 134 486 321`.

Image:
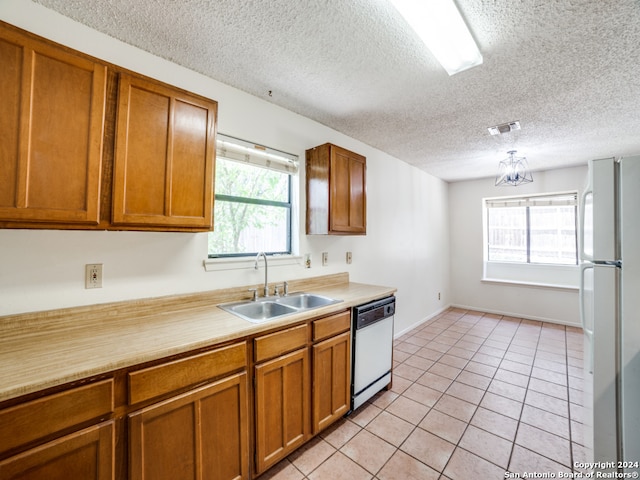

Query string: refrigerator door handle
579 187 594 262
579 263 594 374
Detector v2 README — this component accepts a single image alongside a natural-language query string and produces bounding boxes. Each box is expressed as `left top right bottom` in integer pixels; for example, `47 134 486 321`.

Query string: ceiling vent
488 121 521 136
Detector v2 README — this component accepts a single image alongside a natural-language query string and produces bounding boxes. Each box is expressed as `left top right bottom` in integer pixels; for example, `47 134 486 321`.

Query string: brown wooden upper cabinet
112 74 217 230
0 21 218 232
306 143 366 235
0 25 107 225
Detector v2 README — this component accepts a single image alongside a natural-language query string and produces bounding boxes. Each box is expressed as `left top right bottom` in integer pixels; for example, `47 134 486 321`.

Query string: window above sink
208 134 298 259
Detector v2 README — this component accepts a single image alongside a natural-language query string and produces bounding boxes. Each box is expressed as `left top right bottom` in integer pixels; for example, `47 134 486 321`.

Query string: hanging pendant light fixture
495 150 533 186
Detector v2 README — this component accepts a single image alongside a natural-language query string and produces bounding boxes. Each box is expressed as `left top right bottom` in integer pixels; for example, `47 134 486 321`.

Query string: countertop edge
0 279 396 403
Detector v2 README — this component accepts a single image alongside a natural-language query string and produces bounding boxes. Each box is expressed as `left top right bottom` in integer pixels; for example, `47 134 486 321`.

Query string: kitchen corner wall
0 1 450 336
448 165 588 326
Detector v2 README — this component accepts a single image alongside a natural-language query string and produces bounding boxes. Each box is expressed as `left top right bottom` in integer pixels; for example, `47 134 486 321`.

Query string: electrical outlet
438 292 441 300
322 252 328 266
85 264 103 289
346 251 352 264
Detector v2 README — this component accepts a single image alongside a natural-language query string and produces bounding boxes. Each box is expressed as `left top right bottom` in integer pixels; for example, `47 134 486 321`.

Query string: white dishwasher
351 296 395 411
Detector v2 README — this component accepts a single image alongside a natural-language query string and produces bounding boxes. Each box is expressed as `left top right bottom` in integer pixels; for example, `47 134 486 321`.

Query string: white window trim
482 261 579 291
203 254 304 272
207 133 300 261
482 190 579 290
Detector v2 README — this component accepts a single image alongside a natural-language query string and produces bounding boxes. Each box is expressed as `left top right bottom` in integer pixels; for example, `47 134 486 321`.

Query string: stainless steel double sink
219 292 342 323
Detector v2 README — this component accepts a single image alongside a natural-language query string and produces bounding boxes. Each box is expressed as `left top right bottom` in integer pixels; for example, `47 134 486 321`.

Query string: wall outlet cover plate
85 263 103 289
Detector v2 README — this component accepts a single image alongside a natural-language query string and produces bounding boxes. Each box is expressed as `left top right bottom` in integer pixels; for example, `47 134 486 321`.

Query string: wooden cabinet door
312 331 351 433
306 143 366 235
330 146 366 234
0 26 106 224
129 372 249 480
254 348 310 475
113 73 216 230
0 421 114 480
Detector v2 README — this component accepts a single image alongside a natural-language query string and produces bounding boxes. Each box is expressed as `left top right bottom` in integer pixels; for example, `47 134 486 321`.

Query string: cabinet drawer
254 324 308 363
128 342 246 405
0 421 114 479
312 310 351 342
0 379 114 454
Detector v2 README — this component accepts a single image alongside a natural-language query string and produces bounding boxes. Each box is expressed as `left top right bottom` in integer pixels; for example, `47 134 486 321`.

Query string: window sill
203 255 303 272
482 261 579 291
481 277 579 292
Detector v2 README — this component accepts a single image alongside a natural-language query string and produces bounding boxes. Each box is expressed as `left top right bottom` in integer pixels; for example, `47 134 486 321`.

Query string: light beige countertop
0 273 396 403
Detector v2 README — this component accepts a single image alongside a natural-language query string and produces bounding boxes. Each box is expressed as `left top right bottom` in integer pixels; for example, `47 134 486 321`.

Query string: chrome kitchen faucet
254 252 268 297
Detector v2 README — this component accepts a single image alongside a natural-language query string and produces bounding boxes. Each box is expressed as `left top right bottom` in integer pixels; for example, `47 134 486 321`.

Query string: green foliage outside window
208 158 291 257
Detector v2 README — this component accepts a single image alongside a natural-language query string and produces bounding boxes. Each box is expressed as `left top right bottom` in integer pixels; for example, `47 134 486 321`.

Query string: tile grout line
435 310 507 476
401 310 520 475
277 309 585 480
414 311 576 474
408 310 526 475
369 309 481 477
504 315 542 475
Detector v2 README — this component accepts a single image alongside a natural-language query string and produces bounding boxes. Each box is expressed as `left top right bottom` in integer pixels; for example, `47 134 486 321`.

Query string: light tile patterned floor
260 308 592 479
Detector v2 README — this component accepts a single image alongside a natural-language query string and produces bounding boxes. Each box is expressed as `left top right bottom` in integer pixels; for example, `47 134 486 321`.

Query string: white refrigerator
579 155 640 473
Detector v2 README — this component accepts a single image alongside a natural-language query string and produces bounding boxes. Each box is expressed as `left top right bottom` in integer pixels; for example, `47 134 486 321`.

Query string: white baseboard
450 303 581 328
394 304 451 339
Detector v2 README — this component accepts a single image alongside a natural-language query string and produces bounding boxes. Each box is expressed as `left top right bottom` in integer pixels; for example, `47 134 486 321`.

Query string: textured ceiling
33 0 640 182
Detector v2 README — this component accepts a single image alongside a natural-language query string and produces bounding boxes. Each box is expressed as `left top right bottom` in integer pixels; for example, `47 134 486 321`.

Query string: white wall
0 1 450 336
449 165 588 325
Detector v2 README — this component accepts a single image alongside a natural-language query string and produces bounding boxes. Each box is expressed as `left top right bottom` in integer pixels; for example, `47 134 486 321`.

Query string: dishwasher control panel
354 296 395 329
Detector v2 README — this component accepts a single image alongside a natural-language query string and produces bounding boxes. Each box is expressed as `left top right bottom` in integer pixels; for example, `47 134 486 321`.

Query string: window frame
207 134 298 259
209 175 293 258
484 191 579 266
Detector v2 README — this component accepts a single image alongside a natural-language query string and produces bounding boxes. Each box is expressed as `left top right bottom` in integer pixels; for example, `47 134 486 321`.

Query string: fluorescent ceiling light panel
390 0 483 75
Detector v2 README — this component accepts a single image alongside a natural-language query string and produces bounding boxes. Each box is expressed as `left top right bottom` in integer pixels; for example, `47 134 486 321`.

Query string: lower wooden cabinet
252 310 352 477
0 378 115 480
0 379 114 456
254 348 310 475
128 372 249 480
0 421 115 480
312 330 351 434
0 309 356 480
